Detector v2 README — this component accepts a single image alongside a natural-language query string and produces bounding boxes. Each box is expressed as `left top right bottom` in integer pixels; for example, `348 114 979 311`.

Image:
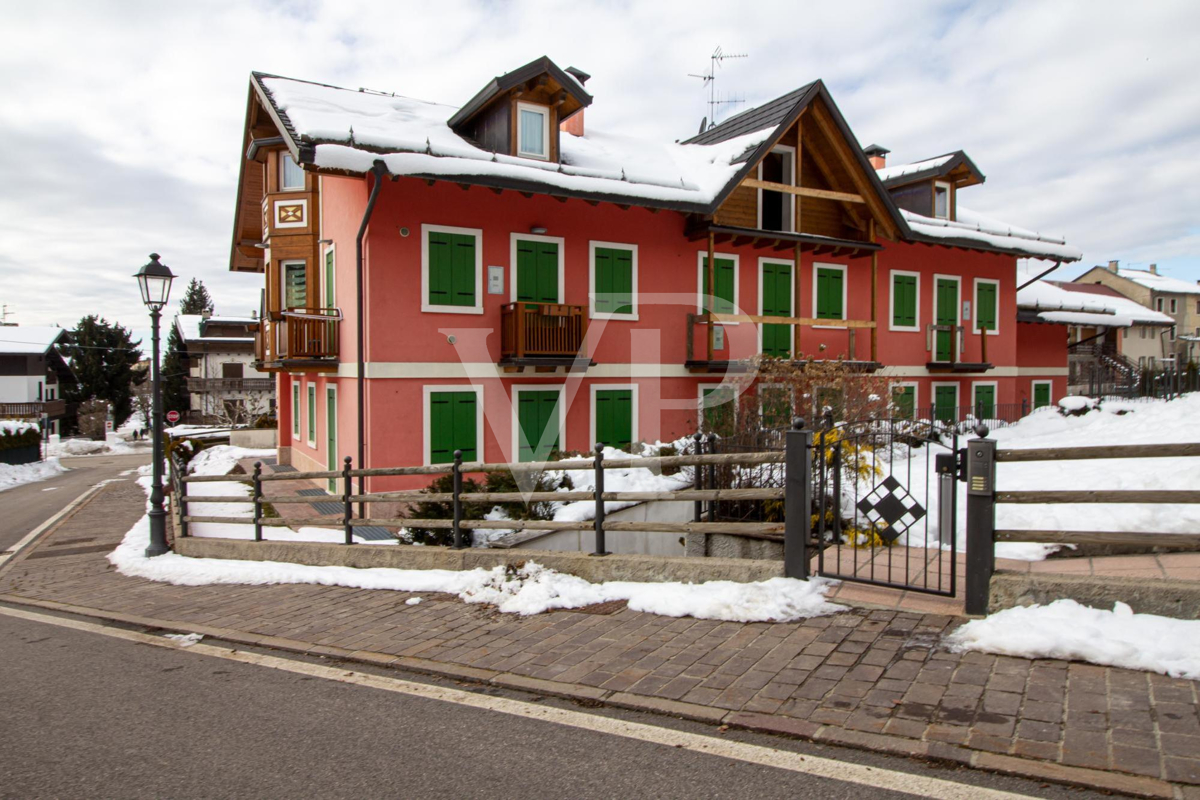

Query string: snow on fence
173 434 819 577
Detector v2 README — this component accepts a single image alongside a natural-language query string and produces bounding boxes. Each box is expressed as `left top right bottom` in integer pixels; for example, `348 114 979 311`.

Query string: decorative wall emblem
274 199 308 229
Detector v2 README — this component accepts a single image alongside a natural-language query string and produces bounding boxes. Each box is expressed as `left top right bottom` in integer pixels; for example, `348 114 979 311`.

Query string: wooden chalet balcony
0 399 66 419
685 312 879 372
257 308 341 370
500 303 588 368
186 378 275 393
925 323 994 373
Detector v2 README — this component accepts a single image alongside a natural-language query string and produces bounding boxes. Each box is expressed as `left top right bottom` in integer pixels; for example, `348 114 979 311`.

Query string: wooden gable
230 88 276 273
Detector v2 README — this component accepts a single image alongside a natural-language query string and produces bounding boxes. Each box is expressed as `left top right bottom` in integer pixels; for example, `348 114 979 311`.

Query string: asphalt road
0 611 1120 800
0 452 150 553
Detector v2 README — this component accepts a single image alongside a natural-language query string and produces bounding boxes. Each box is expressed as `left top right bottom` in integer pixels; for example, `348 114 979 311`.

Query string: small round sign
166 411 180 424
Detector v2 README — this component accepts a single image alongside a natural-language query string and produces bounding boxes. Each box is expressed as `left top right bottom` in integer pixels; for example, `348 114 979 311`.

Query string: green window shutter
701 386 735 437
934 385 957 423
324 250 335 308
517 390 561 462
292 385 300 436
892 385 915 420
974 385 995 419
307 386 316 441
593 247 632 315
701 257 735 315
761 262 792 357
451 234 476 307
594 389 633 450
1033 383 1051 409
760 386 791 429
593 248 613 313
977 282 997 332
892 274 916 327
517 240 558 304
428 232 476 308
816 268 843 320
430 391 477 464
427 233 450 306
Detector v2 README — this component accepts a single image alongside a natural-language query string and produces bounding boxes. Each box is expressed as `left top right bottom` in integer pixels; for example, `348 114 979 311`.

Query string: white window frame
588 241 638 321
812 262 848 327
280 154 305 191
1031 379 1053 410
888 269 921 333
512 384 567 463
323 243 336 309
973 277 1001 335
422 384 485 467
933 181 952 220
280 259 307 311
756 144 796 233
306 384 317 447
931 381 960 417
516 102 550 160
971 381 999 419
695 251 741 322
931 273 963 356
757 257 796 356
890 381 920 416
589 383 640 451
421 224 484 315
509 233 565 304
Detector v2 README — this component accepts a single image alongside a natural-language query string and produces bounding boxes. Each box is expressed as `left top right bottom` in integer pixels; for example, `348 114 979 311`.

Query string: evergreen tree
163 278 214 416
63 316 142 427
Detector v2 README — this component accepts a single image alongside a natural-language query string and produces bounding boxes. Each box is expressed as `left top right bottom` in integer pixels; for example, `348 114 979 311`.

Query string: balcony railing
500 303 586 361
187 378 275 393
258 308 341 364
0 400 66 418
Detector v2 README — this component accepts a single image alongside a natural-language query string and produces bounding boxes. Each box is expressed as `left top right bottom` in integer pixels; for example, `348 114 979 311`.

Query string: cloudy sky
2 0 1198 352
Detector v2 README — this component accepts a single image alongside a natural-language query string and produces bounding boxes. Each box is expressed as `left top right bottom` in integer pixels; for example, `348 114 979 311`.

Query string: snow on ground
1 420 39 435
186 445 396 545
946 600 1200 680
0 458 65 493
47 437 150 457
112 472 843 623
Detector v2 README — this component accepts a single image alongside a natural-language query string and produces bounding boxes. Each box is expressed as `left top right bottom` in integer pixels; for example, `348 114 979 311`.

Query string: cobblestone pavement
2 479 1198 797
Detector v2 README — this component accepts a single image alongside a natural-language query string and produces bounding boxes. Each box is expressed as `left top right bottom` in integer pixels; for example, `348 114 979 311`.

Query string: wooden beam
996 442 1200 462
710 313 875 328
998 490 1200 504
742 177 865 203
996 530 1200 548
869 219 878 364
793 243 802 356
809 101 896 239
490 187 504 195
554 195 568 203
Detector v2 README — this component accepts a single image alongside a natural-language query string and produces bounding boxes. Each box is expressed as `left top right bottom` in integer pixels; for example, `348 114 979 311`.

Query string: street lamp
134 253 175 557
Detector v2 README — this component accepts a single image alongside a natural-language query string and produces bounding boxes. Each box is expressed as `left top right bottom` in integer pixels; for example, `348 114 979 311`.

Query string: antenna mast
688 46 747 130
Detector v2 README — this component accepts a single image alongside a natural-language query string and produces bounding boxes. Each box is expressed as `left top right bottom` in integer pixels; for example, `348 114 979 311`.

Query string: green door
934 385 958 424
326 388 337 492
1033 382 1051 410
594 389 633 450
892 385 915 420
973 384 995 420
700 256 736 315
429 391 477 463
935 278 958 362
517 390 561 462
516 240 559 305
701 386 735 437
761 261 792 358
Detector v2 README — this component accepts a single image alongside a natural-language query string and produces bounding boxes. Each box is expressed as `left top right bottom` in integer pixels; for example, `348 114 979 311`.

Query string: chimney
560 67 590 138
1107 260 1119 273
1149 263 1158 275
864 144 890 170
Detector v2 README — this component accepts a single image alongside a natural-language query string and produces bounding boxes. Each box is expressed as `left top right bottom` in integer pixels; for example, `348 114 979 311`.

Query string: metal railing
0 400 65 418
172 429 820 579
500 303 586 359
186 378 275 392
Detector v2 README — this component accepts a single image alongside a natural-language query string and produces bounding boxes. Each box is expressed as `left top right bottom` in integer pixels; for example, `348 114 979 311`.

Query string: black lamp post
134 253 175 557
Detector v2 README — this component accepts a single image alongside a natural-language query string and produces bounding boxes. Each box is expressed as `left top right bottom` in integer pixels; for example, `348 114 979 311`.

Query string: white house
0 325 73 434
175 314 274 424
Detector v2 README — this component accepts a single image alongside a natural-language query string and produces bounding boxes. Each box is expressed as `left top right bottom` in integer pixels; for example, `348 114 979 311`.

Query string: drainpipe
356 160 389 514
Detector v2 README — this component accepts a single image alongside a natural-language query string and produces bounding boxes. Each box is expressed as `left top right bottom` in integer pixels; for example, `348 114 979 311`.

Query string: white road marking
0 483 107 569
0 605 1033 800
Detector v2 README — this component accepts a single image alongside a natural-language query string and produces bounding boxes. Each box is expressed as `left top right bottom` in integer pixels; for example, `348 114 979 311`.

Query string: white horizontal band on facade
333 363 1071 380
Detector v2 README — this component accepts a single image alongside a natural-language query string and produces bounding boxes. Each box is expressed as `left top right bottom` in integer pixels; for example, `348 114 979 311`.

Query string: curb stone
0 591 1182 799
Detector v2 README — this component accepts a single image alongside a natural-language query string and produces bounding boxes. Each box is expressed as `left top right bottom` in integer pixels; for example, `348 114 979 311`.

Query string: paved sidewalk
2 479 1198 798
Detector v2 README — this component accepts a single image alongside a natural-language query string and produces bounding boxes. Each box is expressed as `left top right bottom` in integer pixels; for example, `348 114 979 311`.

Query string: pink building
228 57 1081 491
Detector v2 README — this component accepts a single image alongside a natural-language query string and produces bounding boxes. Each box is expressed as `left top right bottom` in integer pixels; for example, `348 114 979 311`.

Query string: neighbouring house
228 56 1082 493
1016 279 1173 397
1073 261 1200 369
175 314 275 424
0 325 73 434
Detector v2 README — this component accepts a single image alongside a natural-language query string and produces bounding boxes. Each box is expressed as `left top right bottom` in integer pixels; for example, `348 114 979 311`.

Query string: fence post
177 459 189 538
342 456 353 545
965 424 997 616
784 417 812 580
592 443 608 556
252 461 263 543
705 433 717 521
692 432 704 524
1021 398 1029 418
452 450 465 550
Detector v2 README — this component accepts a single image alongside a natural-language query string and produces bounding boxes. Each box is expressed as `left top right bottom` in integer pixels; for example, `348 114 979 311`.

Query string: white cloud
1 0 1197 339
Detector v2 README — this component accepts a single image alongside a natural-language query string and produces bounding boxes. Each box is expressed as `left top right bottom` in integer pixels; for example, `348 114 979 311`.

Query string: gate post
784 418 812 580
252 462 263 543
965 425 997 616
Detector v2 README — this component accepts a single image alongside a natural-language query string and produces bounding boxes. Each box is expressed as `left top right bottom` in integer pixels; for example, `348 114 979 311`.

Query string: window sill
421 304 485 315
590 312 639 322
888 325 921 333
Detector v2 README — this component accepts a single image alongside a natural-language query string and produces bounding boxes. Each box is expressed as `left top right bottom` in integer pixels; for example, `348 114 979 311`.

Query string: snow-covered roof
258 74 773 211
175 315 256 343
875 155 953 183
903 206 1082 262
0 326 68 355
1017 280 1174 327
1114 268 1200 295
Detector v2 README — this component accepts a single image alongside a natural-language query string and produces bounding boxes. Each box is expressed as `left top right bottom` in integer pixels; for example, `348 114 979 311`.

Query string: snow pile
164 632 204 647
549 444 693 523
0 458 65 493
0 420 39 435
947 600 1200 680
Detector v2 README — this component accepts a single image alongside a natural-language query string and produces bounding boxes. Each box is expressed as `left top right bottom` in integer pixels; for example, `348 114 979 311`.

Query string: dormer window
517 102 549 160
280 154 305 190
933 181 951 219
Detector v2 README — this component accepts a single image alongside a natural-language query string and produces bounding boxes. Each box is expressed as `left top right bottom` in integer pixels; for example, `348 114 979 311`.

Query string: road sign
166 410 180 424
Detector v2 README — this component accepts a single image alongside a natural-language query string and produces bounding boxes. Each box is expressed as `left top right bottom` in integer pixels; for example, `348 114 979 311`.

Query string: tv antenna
689 46 747 130
0 305 13 326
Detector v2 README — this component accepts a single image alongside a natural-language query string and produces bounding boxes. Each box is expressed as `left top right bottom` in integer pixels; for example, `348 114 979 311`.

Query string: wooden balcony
925 323 993 373
257 308 341 371
0 399 66 418
684 312 880 373
500 303 588 369
186 378 275 393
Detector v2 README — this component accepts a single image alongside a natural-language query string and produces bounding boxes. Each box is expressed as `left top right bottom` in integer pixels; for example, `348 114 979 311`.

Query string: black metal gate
814 417 962 597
